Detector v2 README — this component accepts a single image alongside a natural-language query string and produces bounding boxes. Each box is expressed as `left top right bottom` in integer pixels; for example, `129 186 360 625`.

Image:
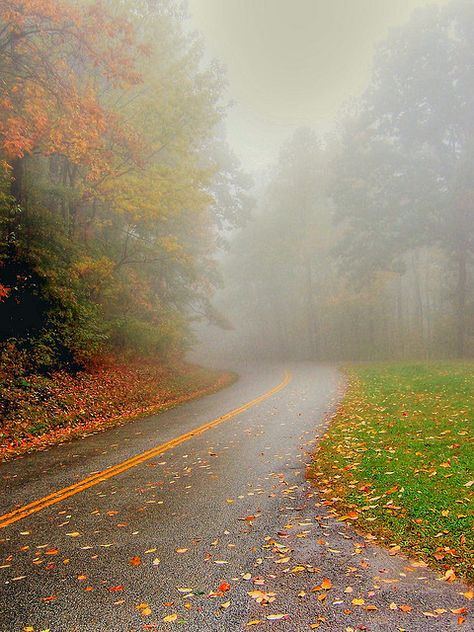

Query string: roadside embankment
0 359 236 461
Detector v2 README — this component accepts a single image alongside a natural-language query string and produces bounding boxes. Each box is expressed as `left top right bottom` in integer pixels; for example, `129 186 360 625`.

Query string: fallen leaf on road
248 590 276 605
136 603 152 616
163 614 177 622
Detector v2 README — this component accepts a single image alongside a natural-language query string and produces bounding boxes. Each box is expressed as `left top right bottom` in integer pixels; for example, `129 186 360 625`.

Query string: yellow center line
0 370 292 530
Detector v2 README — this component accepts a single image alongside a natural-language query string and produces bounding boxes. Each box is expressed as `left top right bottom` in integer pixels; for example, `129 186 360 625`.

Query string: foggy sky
187 0 449 172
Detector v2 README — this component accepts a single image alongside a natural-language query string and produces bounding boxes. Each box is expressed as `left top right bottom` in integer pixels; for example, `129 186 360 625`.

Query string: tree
222 128 333 360
0 0 252 370
330 0 474 357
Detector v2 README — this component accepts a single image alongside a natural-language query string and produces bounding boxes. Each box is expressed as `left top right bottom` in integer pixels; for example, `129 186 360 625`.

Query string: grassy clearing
311 362 474 583
0 361 236 461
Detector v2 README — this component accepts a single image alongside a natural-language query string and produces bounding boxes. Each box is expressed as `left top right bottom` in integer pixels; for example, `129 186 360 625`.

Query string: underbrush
0 356 235 460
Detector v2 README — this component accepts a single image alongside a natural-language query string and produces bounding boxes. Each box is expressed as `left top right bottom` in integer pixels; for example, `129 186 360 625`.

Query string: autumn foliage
0 355 235 460
0 0 250 373
0 0 139 166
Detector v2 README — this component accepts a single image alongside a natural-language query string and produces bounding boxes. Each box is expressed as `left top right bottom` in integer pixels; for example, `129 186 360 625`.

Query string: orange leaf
339 511 359 521
442 569 456 582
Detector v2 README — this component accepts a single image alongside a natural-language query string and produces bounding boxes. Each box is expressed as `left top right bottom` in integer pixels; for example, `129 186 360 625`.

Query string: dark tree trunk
10 157 24 205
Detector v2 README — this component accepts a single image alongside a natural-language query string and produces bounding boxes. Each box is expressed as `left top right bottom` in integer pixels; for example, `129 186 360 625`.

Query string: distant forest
2 0 474 372
221 0 474 361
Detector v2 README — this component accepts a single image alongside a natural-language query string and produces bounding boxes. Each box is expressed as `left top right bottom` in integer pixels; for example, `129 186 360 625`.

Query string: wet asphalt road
0 363 471 631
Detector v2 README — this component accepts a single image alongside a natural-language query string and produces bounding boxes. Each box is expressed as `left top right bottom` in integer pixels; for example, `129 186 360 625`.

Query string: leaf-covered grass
311 362 474 583
0 360 236 461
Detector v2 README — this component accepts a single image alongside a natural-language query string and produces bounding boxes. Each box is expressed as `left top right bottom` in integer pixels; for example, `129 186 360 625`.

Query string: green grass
311 362 474 583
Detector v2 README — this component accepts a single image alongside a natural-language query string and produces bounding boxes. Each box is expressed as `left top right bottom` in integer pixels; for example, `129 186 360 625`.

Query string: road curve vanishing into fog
0 363 470 631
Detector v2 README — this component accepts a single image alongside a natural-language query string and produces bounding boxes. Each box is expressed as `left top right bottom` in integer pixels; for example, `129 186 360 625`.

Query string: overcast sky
187 0 448 173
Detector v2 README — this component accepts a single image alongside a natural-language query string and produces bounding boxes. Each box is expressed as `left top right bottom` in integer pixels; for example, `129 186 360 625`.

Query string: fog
191 0 474 365
0 0 472 374
188 0 450 171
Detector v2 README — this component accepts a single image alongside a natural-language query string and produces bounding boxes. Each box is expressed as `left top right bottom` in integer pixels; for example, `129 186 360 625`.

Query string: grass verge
310 362 474 584
0 360 236 462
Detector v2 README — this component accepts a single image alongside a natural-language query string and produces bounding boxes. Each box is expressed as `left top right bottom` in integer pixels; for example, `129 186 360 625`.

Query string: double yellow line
0 370 291 530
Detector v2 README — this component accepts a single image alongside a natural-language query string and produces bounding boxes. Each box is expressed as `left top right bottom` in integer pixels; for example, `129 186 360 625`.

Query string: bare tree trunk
455 248 468 358
424 254 433 359
368 313 375 360
412 251 425 356
304 259 318 359
396 273 404 358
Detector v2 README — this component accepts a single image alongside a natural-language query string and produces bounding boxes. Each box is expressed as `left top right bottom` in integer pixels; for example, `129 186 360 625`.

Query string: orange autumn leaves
0 0 143 180
129 556 142 567
0 360 233 460
0 0 250 375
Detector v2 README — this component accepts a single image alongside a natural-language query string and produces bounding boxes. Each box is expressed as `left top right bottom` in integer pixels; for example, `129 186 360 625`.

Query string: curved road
0 363 469 631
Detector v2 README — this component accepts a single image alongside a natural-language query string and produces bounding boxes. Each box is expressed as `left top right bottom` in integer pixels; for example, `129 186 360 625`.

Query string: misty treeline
3 0 474 374
221 0 474 361
0 0 251 373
